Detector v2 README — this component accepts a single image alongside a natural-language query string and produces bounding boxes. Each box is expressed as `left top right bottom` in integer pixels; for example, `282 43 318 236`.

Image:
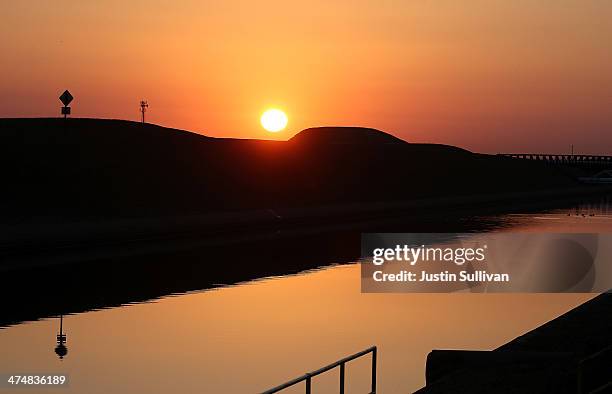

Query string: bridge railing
498 154 612 166
261 346 377 394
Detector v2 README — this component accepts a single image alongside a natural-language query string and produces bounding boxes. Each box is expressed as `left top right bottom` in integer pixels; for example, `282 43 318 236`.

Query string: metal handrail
261 346 377 394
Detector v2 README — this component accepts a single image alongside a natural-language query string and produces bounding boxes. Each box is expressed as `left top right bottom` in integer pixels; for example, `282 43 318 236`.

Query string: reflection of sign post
59 90 73 119
54 315 68 360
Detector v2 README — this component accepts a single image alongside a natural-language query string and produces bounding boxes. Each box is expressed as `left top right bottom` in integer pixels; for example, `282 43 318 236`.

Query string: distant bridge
499 154 612 167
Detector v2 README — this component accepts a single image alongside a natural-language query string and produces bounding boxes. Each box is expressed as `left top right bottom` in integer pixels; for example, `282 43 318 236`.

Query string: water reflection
0 196 611 393
0 265 596 393
54 315 68 360
0 195 610 329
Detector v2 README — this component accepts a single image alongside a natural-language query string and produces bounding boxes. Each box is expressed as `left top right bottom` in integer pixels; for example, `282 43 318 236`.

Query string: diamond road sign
59 90 73 106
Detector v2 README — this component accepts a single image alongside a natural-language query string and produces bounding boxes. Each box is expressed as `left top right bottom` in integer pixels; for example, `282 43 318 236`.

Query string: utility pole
140 100 149 123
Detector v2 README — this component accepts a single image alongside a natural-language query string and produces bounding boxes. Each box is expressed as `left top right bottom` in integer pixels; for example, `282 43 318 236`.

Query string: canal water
1 199 611 393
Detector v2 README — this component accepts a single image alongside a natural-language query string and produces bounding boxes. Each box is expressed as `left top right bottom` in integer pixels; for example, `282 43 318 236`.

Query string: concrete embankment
1 185 611 272
417 292 612 393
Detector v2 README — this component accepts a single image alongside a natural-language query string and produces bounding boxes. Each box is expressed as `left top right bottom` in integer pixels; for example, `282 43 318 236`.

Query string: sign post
59 90 73 119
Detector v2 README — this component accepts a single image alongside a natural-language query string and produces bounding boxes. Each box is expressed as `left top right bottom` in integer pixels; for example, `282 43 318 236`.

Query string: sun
261 109 288 132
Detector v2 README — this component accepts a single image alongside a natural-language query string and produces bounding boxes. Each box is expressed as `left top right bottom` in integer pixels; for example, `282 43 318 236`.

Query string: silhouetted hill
0 118 577 220
290 126 407 145
290 126 470 155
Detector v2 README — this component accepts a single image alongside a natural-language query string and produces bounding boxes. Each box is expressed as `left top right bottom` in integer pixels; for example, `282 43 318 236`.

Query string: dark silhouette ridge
290 126 471 155
0 118 582 221
290 126 409 145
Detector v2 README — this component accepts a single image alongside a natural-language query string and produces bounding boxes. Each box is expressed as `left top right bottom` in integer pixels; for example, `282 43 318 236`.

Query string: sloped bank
1 184 610 272
417 292 612 393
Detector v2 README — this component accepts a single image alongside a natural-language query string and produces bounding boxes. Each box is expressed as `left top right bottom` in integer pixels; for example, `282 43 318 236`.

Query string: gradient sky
2 1 611 153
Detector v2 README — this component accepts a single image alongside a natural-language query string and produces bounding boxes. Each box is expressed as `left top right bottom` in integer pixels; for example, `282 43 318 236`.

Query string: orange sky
2 1 611 153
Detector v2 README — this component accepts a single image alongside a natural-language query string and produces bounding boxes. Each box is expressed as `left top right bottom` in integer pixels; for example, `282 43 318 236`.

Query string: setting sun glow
260 109 288 132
